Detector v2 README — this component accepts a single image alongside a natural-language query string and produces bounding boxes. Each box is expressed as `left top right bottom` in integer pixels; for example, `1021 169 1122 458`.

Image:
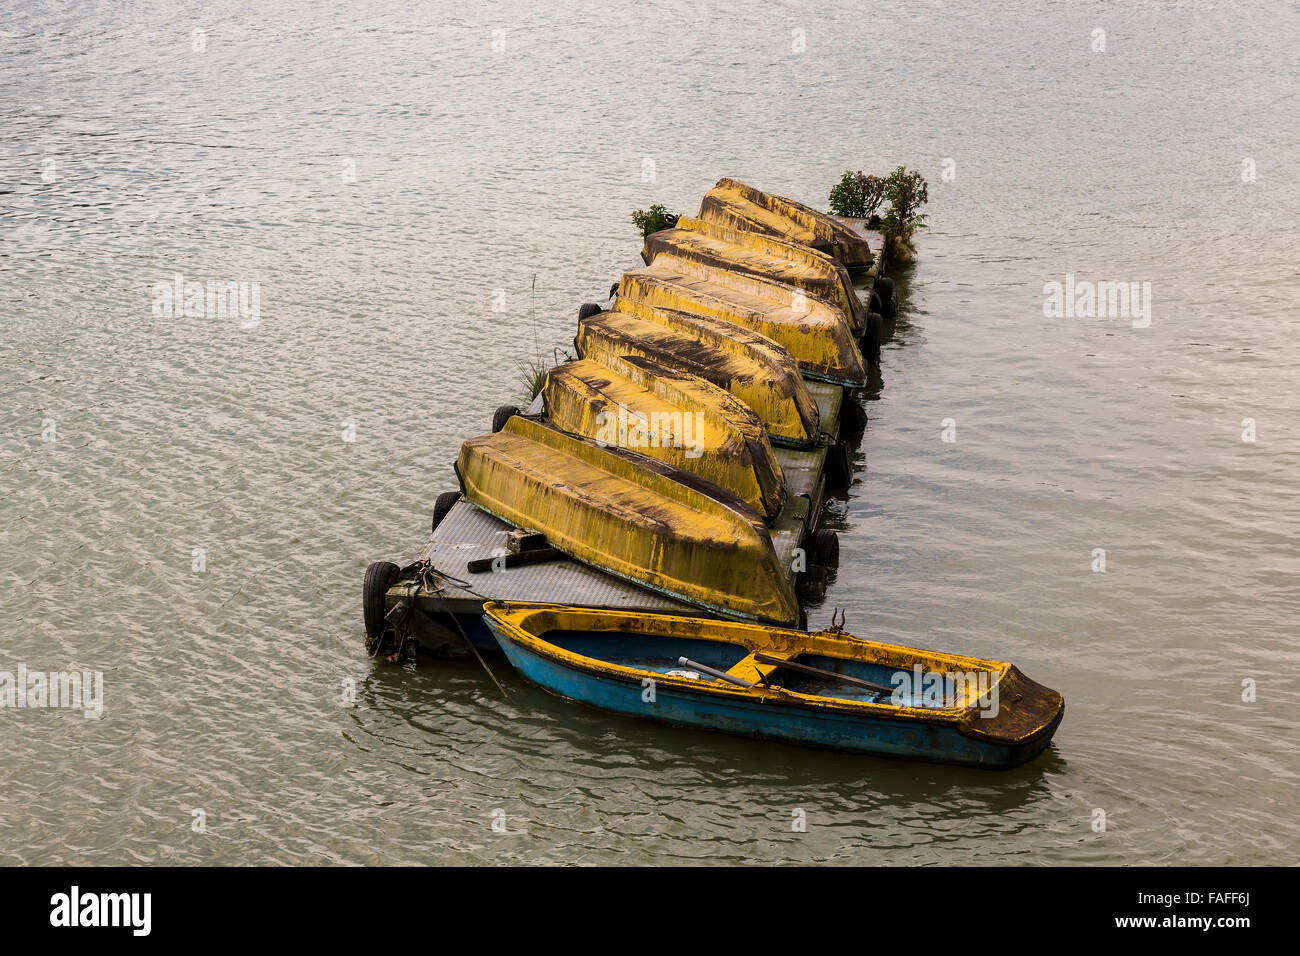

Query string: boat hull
577 303 820 448
544 354 786 519
494 633 1057 768
483 603 1065 769
458 418 799 625
699 178 875 272
618 264 867 385
643 215 870 333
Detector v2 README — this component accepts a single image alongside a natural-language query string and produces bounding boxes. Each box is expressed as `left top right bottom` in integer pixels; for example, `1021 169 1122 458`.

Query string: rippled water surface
3 0 1298 865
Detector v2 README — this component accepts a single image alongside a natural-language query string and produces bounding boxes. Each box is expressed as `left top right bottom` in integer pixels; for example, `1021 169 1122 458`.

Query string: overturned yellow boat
698 178 875 272
576 300 820 447
617 264 867 385
544 353 785 519
457 416 799 625
642 215 870 333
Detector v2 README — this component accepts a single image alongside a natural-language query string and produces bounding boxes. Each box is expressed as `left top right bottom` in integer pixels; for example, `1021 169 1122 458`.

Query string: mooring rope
389 558 512 700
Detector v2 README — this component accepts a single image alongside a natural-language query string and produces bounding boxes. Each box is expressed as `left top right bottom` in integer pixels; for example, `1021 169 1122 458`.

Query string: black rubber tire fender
431 490 461 533
363 561 400 641
578 302 604 321
839 398 867 444
491 404 519 433
824 442 852 492
861 312 883 365
874 276 896 318
805 528 840 569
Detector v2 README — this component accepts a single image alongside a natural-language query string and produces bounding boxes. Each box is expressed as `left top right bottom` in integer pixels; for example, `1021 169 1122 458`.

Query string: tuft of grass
515 357 550 404
514 271 551 404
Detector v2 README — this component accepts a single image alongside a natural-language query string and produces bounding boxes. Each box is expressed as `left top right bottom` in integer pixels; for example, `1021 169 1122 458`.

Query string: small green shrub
880 166 929 261
631 204 678 238
827 170 886 219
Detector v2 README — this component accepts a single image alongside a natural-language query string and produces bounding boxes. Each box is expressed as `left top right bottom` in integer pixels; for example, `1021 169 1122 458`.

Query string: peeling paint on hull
484 603 1066 769
699 177 875 272
618 263 867 385
643 215 869 332
544 353 786 519
576 302 820 447
458 417 800 625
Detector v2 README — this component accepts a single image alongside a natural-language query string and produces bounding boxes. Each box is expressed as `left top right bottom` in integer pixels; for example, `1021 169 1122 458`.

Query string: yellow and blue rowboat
482 602 1065 769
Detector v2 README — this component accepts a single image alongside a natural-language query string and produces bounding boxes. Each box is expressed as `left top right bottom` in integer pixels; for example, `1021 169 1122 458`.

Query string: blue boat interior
543 629 750 675
778 653 899 703
529 627 969 709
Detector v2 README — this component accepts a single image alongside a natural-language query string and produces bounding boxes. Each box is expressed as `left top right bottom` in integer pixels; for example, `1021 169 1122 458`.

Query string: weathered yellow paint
484 603 1064 743
458 417 800 625
699 183 820 247
576 301 820 447
618 264 867 385
699 178 874 270
642 215 869 332
544 353 786 519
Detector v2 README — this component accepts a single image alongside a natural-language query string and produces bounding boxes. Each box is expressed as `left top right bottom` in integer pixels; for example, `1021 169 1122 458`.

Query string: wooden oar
677 657 754 688
753 653 894 696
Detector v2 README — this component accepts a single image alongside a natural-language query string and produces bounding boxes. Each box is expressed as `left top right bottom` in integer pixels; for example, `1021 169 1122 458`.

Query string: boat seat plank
725 650 791 686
